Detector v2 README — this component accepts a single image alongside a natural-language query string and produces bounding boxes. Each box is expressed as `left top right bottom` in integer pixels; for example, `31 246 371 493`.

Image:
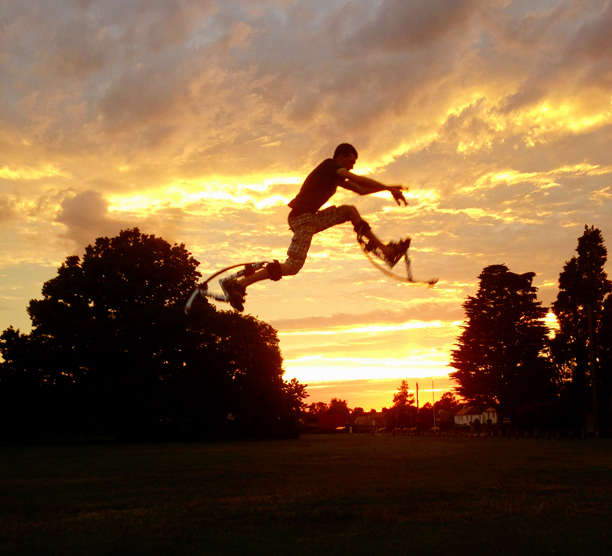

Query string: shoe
219 278 246 312
385 237 411 268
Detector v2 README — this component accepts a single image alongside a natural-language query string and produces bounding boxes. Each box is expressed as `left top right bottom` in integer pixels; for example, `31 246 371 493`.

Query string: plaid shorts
285 205 352 272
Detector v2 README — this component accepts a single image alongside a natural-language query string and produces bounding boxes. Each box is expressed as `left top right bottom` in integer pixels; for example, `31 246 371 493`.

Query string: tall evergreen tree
450 265 554 420
551 226 611 429
388 380 416 429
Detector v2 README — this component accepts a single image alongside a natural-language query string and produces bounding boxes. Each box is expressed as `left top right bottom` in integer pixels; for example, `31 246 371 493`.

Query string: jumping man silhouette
221 143 410 311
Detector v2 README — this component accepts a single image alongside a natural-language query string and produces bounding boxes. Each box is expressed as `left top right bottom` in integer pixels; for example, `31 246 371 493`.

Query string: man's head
333 143 358 171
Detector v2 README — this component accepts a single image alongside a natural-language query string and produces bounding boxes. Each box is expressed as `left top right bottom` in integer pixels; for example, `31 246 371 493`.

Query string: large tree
450 265 555 420
0 228 306 441
550 226 611 429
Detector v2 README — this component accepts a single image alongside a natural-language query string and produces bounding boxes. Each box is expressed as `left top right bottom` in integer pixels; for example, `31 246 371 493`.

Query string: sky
1 0 612 411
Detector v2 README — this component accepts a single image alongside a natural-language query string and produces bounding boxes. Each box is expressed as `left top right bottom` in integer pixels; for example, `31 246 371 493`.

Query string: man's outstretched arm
337 168 408 206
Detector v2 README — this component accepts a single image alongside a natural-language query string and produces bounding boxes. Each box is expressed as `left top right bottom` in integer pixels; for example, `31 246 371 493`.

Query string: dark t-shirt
288 158 344 217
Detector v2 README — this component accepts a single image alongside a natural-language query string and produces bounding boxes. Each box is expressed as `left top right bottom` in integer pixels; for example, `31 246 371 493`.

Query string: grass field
1 434 611 556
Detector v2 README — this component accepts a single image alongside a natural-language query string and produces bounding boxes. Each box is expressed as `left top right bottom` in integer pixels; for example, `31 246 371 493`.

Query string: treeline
304 385 460 431
451 225 612 434
0 229 307 442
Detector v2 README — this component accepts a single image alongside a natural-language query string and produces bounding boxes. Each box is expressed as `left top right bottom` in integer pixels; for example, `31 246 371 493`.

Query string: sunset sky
2 0 612 411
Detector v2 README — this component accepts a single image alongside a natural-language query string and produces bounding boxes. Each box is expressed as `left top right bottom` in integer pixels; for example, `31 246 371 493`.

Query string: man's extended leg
229 211 317 294
233 260 296 289
219 213 316 311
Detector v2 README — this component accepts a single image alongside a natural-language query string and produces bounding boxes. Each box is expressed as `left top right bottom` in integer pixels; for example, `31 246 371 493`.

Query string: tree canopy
435 391 460 412
0 228 306 441
450 264 555 419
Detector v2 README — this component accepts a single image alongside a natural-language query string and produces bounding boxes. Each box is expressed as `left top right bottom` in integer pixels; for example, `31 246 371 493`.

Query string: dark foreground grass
1 435 611 556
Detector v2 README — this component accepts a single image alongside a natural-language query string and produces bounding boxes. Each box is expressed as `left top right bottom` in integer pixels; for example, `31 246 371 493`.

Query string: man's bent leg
343 205 408 265
233 260 298 289
342 205 390 255
235 214 314 290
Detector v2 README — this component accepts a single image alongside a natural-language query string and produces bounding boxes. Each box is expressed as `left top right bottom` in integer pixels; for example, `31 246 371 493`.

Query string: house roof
453 405 499 421
454 405 482 416
454 405 498 416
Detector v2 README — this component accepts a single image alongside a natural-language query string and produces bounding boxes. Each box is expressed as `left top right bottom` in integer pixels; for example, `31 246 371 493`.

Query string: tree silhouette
450 265 555 420
388 380 416 428
306 402 328 415
0 228 305 441
434 391 460 412
326 398 350 414
551 226 611 430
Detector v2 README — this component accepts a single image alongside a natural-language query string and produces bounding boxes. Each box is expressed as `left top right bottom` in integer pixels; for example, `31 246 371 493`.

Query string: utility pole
432 380 436 429
587 304 599 435
416 382 419 430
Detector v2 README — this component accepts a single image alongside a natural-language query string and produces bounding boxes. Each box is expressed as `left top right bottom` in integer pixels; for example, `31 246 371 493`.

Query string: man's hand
389 185 408 206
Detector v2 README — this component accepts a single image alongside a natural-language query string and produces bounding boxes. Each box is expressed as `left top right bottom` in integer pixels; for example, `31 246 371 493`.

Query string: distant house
354 411 387 431
453 405 498 426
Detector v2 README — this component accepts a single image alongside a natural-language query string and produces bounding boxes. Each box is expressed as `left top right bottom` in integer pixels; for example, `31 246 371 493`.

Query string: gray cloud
343 0 484 52
0 196 15 221
56 190 129 249
564 1 612 61
98 63 187 135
